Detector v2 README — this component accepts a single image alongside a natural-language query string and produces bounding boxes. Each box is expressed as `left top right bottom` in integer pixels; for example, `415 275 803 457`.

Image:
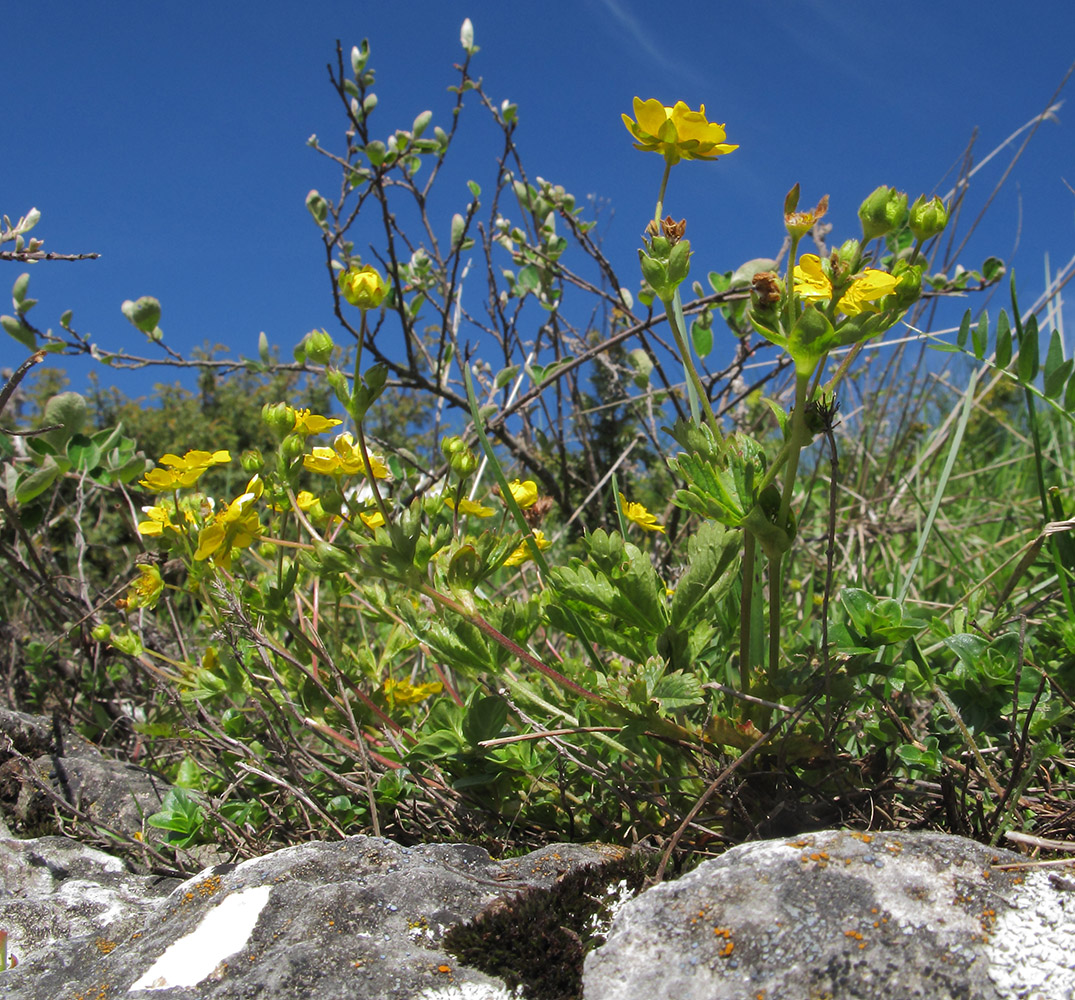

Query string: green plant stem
653 160 673 229
777 371 811 534
739 531 756 693
664 291 720 437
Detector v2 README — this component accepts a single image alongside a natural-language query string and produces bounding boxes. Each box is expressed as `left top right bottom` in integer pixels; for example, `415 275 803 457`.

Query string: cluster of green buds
857 185 948 245
441 435 479 478
638 216 691 304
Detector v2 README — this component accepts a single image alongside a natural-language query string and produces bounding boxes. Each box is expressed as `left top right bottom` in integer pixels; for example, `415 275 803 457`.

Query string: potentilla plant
623 95 948 694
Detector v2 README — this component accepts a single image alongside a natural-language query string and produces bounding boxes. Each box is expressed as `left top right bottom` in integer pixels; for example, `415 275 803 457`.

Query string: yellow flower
339 264 387 311
194 484 263 569
360 510 385 529
444 495 496 518
383 677 442 708
622 98 738 166
139 449 231 492
125 563 164 610
292 409 342 436
838 268 899 316
137 502 180 537
303 433 390 478
619 493 665 533
792 254 899 317
504 530 550 567
507 479 539 509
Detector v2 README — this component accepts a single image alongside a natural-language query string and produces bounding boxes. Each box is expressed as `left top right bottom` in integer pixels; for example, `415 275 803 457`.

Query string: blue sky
4 1 1074 404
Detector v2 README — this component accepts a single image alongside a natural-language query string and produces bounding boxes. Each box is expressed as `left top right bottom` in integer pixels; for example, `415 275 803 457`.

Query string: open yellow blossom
444 495 496 518
504 530 550 567
137 502 181 537
507 479 539 509
622 98 738 166
793 254 899 316
125 563 164 610
619 493 666 533
303 432 390 478
292 409 342 436
383 677 442 708
194 480 263 569
139 449 231 492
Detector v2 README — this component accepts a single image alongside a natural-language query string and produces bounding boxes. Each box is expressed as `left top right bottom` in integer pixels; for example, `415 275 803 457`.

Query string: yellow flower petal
507 479 539 509
504 530 550 567
619 493 666 533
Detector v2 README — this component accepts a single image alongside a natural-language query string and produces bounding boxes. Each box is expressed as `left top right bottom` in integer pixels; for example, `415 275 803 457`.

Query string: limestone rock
0 707 173 844
0 834 610 999
583 829 1075 1000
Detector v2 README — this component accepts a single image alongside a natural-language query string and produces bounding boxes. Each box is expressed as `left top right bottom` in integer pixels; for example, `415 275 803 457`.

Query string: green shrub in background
1 21 1073 874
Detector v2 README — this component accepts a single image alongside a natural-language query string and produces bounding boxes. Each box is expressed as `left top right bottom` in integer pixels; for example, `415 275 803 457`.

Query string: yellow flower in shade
292 409 342 436
125 563 164 610
139 449 231 491
383 677 443 708
507 479 539 509
619 493 666 533
622 98 738 166
303 433 390 478
339 264 387 311
137 502 181 537
194 479 263 569
792 254 899 317
504 530 550 567
443 495 496 518
360 510 385 529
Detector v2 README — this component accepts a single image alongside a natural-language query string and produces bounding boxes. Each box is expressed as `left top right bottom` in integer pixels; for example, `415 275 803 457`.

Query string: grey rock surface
583 828 1075 1000
0 833 611 999
0 707 174 845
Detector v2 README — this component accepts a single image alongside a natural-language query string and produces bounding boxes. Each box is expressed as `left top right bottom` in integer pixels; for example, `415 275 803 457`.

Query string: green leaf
365 140 386 167
121 296 161 335
463 694 508 746
1017 314 1040 383
972 311 989 359
957 310 971 349
467 180 481 199
11 272 30 304
1043 329 1071 399
1 314 35 350
670 521 740 630
14 458 60 504
494 365 520 389
691 315 713 357
995 310 1012 368
412 110 432 137
450 213 465 250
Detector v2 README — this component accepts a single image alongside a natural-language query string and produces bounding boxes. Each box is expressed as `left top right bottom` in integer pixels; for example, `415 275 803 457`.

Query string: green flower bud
262 402 295 439
90 623 112 642
240 449 264 474
440 435 466 459
121 296 162 335
339 265 387 311
280 433 305 461
858 186 907 241
909 195 948 241
834 239 862 272
303 328 335 365
883 260 923 310
320 488 344 515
